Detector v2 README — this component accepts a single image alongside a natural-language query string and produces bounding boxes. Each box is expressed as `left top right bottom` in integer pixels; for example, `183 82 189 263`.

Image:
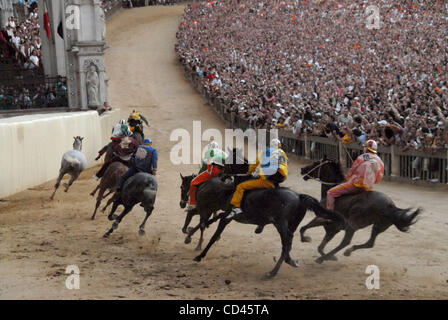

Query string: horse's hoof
194 245 202 251
286 259 300 268
344 248 353 257
263 271 276 280
91 216 95 220
301 236 312 243
184 236 191 244
254 225 264 234
112 221 119 230
193 256 202 262
182 228 187 234
103 233 110 238
139 229 145 236
315 257 324 264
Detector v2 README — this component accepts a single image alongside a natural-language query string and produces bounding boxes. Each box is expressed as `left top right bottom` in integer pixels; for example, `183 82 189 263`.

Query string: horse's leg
91 187 106 220
265 222 291 279
316 228 355 264
107 199 121 221
138 206 154 236
285 208 306 267
300 217 326 243
194 217 230 262
102 190 113 199
317 226 339 258
50 171 65 200
103 206 133 238
90 185 100 197
182 211 195 234
344 223 391 257
102 195 115 213
64 172 79 192
195 220 206 251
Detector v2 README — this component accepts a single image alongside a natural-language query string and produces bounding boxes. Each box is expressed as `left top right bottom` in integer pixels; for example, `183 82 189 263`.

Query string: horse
300 156 422 264
103 172 157 239
183 148 347 279
50 136 88 200
179 173 230 251
90 161 128 220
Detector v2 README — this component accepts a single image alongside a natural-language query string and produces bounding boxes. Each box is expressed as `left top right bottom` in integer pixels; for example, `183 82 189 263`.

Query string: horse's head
223 147 249 175
73 136 84 151
300 155 345 183
179 173 196 208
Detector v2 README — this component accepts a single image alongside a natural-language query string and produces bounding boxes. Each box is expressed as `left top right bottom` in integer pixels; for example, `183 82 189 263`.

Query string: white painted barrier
0 109 123 198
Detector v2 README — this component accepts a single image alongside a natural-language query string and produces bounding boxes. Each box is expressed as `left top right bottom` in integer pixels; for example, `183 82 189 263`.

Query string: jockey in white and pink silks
326 140 385 210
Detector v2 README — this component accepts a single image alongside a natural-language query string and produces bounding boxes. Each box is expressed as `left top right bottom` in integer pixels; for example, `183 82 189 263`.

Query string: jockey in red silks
326 140 384 211
187 142 227 212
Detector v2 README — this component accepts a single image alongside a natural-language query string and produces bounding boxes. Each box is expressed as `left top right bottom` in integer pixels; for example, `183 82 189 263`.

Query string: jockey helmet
119 119 126 125
270 138 282 149
209 141 219 149
130 111 141 121
364 140 378 153
144 138 152 145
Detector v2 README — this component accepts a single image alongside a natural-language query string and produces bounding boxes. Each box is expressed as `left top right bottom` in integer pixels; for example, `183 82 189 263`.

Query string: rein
303 160 336 186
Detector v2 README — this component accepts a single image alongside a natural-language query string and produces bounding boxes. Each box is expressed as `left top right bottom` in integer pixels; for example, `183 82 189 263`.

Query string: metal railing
182 65 448 185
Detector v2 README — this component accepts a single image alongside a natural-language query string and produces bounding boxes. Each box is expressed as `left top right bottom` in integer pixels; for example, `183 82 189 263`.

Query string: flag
44 0 51 39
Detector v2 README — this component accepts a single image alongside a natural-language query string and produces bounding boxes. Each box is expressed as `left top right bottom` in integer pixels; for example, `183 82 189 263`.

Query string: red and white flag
43 0 51 39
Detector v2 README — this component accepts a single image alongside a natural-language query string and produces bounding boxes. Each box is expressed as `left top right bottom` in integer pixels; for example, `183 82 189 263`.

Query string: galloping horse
103 173 158 238
90 162 128 220
50 136 87 200
300 156 422 263
181 149 346 278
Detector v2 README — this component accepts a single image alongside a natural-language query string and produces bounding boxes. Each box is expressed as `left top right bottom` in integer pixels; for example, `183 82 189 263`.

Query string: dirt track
0 6 447 299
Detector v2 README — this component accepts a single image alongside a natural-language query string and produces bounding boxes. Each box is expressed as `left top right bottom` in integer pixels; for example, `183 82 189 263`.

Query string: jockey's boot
226 207 242 220
254 224 265 234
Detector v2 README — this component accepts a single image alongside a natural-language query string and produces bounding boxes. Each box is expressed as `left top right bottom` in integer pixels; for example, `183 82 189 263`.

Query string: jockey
227 138 288 219
199 141 220 174
128 110 149 134
326 139 384 211
96 119 133 161
117 138 158 193
93 136 139 180
187 142 227 212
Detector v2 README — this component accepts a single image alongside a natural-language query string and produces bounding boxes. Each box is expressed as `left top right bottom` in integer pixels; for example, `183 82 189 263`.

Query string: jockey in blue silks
117 138 158 192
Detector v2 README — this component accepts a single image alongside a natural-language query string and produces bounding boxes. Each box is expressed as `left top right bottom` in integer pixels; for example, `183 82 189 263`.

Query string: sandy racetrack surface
0 6 447 299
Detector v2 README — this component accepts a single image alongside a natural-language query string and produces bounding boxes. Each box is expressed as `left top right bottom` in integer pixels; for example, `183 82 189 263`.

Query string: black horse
103 173 157 238
180 149 346 278
300 156 422 263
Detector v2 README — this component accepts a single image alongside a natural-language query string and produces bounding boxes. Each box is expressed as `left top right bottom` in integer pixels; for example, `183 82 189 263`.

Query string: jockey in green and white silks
198 141 227 174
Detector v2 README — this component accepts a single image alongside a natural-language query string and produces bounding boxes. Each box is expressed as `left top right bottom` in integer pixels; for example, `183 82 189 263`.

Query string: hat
378 120 388 125
144 138 152 144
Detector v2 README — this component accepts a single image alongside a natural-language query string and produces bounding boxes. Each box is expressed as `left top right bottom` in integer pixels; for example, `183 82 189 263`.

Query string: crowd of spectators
0 79 67 110
176 0 448 154
0 7 41 69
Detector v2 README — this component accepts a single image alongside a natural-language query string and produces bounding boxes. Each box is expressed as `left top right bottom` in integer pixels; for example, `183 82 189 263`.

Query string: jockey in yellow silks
227 138 288 219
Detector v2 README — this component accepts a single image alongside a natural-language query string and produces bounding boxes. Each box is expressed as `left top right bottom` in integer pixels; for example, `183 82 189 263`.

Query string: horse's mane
330 160 346 181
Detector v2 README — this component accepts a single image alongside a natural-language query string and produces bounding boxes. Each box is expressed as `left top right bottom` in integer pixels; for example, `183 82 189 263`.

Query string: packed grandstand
176 0 448 154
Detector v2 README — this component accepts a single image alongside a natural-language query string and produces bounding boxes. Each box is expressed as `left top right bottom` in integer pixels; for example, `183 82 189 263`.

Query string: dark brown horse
300 156 422 263
90 162 128 220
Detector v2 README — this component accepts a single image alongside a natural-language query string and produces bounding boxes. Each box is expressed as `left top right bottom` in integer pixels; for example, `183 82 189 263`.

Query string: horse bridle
302 160 335 185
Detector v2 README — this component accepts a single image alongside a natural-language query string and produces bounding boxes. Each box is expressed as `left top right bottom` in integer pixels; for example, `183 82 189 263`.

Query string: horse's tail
299 194 346 225
385 206 422 232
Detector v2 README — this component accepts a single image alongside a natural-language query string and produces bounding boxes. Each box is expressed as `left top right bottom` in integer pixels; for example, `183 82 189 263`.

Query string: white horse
50 136 88 200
